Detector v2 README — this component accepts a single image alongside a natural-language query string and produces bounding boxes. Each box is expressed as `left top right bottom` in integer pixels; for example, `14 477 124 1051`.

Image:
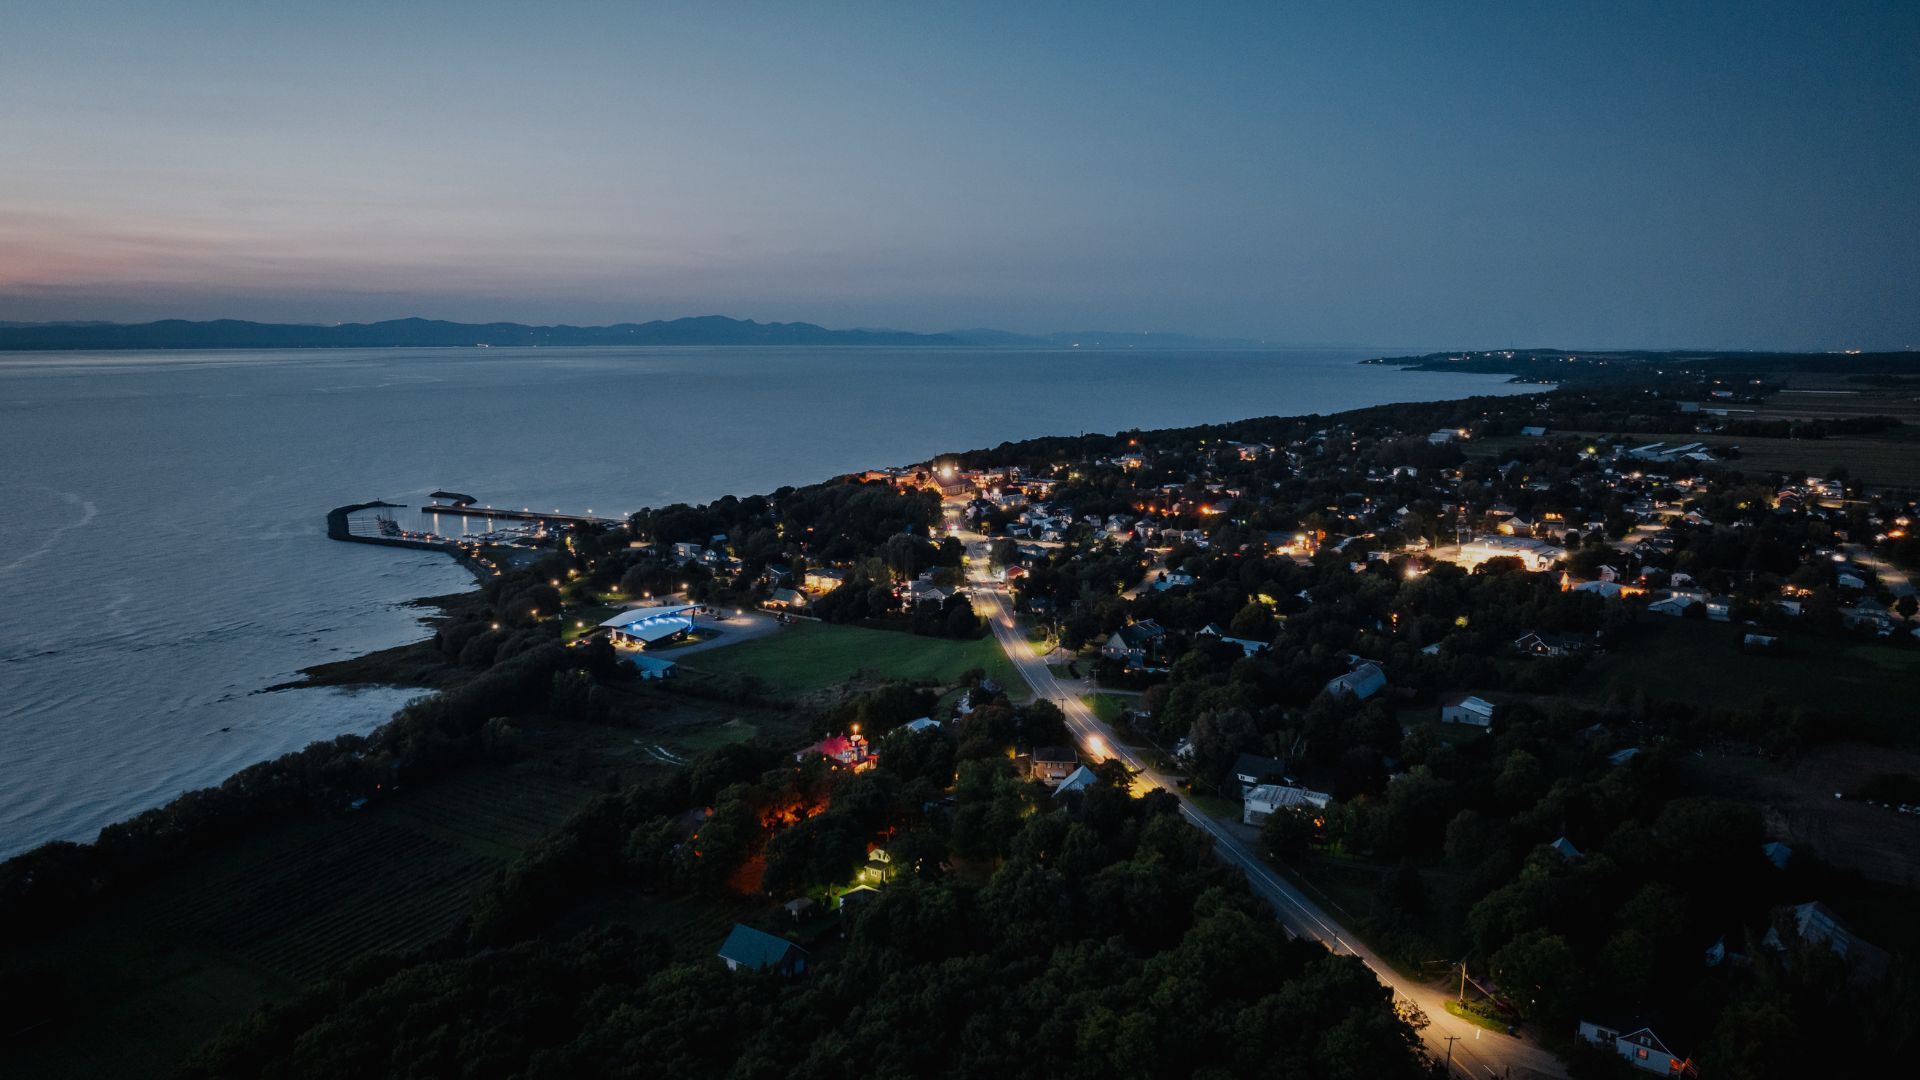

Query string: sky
1 1 1916 349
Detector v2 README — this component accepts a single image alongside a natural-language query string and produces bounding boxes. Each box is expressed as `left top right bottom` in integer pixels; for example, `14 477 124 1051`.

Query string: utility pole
1443 1034 1459 1076
1459 961 1467 1001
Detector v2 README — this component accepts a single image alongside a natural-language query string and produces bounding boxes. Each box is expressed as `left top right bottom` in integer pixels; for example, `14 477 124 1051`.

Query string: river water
0 346 1531 856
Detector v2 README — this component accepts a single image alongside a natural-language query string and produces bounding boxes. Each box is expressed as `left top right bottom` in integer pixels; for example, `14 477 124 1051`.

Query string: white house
1242 783 1330 826
1576 1020 1694 1077
1440 694 1496 728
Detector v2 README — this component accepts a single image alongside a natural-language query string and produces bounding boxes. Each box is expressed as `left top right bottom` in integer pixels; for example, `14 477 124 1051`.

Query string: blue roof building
717 923 808 976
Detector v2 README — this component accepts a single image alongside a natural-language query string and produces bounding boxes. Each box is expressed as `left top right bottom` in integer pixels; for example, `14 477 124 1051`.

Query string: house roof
612 616 693 644
1446 694 1497 717
1112 621 1165 647
1033 745 1078 765
599 602 699 628
626 654 678 674
1053 765 1099 798
1245 783 1328 810
1325 661 1387 700
718 924 803 970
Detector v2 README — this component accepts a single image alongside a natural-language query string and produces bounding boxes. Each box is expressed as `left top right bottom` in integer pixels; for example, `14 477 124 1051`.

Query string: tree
1491 928 1578 1021
1262 805 1318 859
1188 707 1258 789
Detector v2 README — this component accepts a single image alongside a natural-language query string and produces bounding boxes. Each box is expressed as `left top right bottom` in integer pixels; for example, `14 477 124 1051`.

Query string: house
782 897 815 922
1053 764 1099 798
901 717 941 734
1196 623 1268 658
1762 842 1793 870
1514 630 1593 657
1440 694 1496 728
802 567 847 594
1100 620 1166 668
837 884 881 913
717 924 808 977
1609 747 1642 766
1647 595 1695 617
626 653 678 680
1241 783 1330 826
1550 836 1584 860
1232 753 1289 793
1576 1019 1695 1077
1761 901 1892 985
1323 661 1387 701
902 578 952 606
1152 571 1197 592
1704 596 1733 621
1428 428 1466 444
1519 425 1548 437
796 731 875 769
765 587 807 609
1031 746 1079 785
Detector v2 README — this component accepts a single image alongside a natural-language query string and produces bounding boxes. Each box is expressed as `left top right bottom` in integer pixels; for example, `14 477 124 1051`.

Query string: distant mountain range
0 316 1267 351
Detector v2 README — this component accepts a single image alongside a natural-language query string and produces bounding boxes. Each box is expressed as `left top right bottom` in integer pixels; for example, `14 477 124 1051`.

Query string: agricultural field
680 620 1021 700
1683 745 1920 894
1588 617 1920 730
1471 427 1920 489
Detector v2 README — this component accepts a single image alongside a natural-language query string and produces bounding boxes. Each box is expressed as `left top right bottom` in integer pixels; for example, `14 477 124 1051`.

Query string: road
964 549 1568 1080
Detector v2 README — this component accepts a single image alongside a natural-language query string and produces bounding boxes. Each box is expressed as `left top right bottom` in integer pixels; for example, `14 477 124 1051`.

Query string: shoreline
7 367 1541 864
257 590 485 694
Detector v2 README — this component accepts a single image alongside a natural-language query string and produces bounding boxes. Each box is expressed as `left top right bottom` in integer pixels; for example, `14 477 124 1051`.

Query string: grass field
1589 618 1920 727
681 621 1022 699
1087 693 1130 724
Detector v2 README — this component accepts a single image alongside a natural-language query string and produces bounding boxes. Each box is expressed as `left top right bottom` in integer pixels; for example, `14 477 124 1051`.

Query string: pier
420 504 620 527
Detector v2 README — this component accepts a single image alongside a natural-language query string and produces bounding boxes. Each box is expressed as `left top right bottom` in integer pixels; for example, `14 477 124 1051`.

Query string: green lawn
1189 792 1242 821
1589 618 1920 731
1086 693 1130 724
682 621 1023 699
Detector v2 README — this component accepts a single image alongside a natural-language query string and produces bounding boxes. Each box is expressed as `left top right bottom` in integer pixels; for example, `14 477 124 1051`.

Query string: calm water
0 346 1531 856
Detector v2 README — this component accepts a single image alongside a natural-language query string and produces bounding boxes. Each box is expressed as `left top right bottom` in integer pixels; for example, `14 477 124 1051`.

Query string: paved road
965 552 1567 1080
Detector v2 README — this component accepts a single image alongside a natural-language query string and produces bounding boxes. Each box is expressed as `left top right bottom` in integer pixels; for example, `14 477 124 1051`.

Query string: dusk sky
3 1 1916 349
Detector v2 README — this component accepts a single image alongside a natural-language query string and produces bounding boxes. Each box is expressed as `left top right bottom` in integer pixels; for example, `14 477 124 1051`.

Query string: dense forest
176 726 1426 1079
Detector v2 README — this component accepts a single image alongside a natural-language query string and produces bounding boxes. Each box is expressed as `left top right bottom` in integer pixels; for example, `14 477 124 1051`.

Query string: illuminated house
1031 746 1079 785
796 731 875 770
802 567 846 594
